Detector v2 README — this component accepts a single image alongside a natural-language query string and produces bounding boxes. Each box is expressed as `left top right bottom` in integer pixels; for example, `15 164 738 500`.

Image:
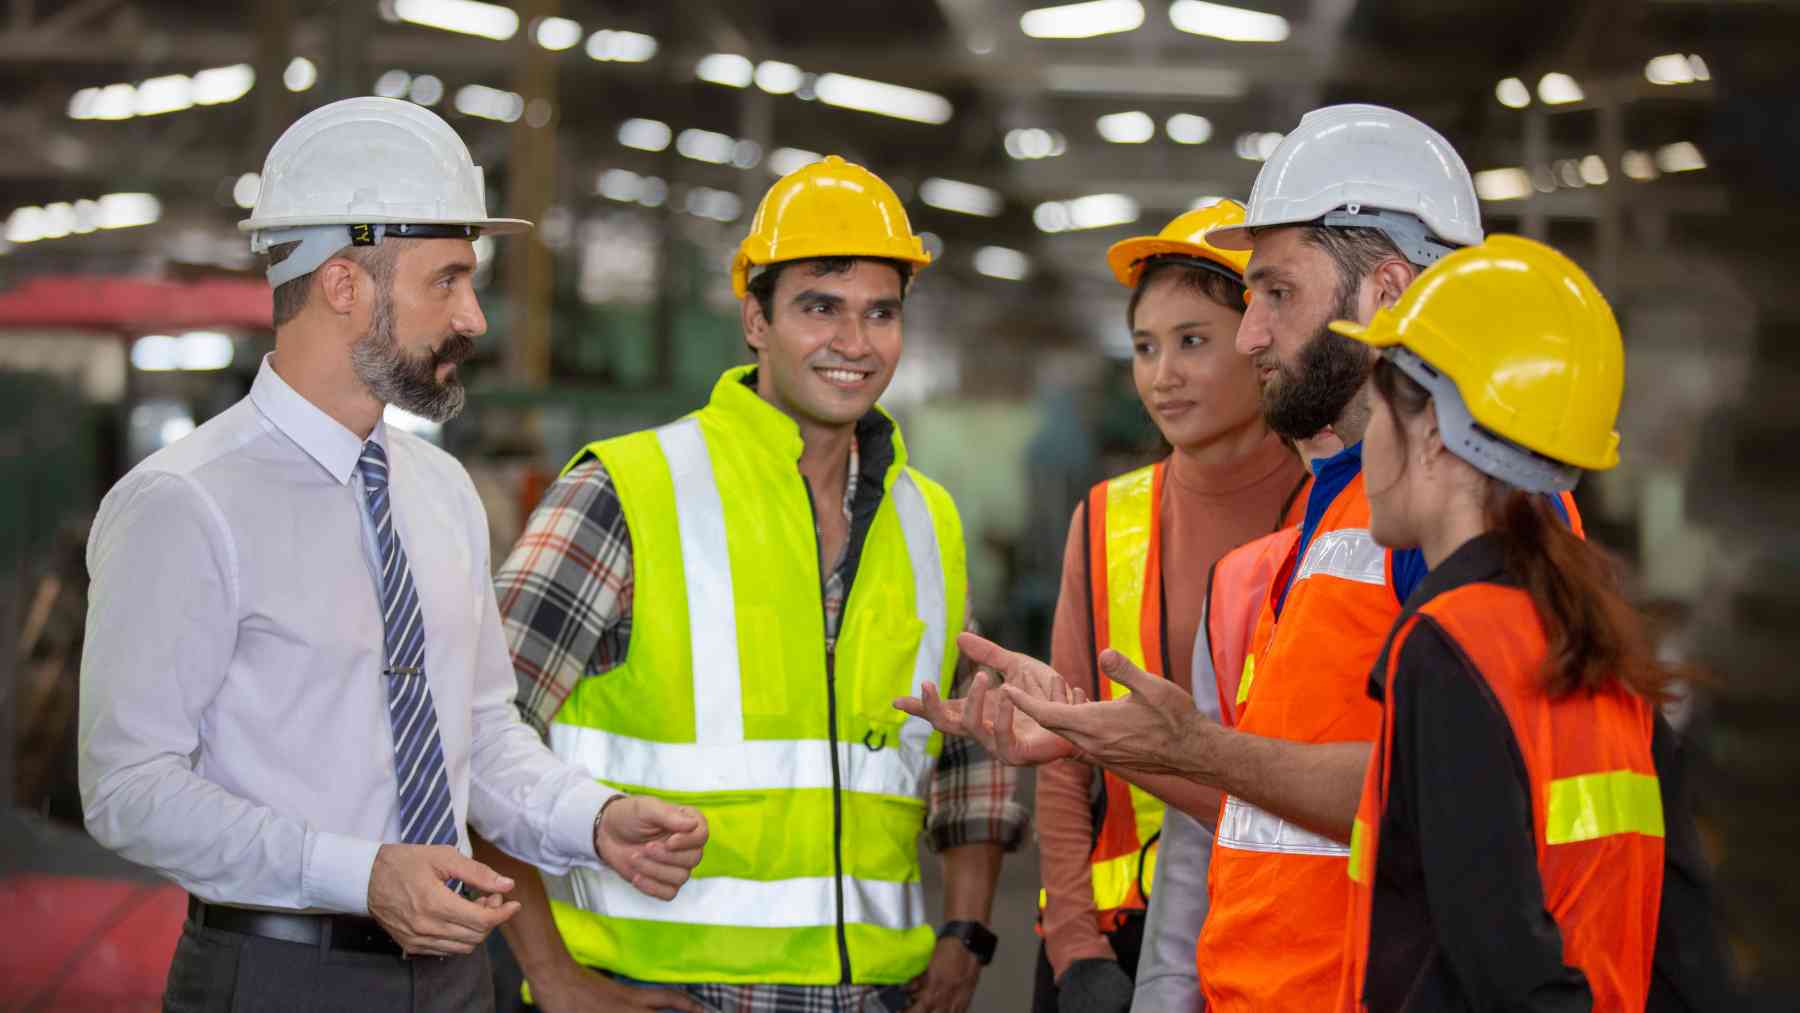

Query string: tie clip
385 666 422 677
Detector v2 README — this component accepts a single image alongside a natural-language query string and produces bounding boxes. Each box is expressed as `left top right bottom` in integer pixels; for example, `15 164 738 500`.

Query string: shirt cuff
1049 935 1120 980
303 830 382 915
542 778 614 873
925 801 1032 853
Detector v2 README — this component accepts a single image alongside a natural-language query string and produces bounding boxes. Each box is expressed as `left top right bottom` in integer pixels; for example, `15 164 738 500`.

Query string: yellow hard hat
730 154 932 298
1329 234 1623 480
1105 198 1252 289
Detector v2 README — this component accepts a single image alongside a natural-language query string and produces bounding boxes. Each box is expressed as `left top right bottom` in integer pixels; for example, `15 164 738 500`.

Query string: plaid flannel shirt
495 429 1027 1013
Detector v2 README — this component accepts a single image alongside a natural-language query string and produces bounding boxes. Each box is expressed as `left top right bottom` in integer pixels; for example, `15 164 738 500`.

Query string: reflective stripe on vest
1347 817 1371 884
1546 770 1664 845
1068 463 1169 922
545 870 925 930
1216 794 1350 858
540 368 966 986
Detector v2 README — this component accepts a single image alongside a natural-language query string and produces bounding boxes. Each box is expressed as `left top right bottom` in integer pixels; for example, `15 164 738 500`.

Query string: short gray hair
267 239 416 327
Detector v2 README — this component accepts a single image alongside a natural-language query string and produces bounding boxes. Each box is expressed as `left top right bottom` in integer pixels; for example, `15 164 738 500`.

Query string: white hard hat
241 97 529 286
1210 104 1481 267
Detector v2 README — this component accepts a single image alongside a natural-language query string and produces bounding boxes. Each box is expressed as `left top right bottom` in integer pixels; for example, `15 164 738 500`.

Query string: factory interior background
2 0 1798 1008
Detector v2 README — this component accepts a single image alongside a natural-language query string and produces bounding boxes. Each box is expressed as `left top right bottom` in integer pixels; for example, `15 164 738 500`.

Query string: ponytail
1486 488 1670 700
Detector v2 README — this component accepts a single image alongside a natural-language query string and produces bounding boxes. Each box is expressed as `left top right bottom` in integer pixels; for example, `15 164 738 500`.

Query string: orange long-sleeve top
1037 431 1306 978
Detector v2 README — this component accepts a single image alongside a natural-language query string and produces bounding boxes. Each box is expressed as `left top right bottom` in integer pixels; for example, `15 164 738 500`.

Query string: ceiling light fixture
1167 0 1289 43
814 73 953 124
1020 0 1145 40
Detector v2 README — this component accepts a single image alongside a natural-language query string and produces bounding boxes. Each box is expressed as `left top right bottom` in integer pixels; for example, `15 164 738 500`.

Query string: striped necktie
357 441 461 856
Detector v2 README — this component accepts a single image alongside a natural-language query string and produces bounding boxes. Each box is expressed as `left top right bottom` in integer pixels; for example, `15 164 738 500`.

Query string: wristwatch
937 920 998 965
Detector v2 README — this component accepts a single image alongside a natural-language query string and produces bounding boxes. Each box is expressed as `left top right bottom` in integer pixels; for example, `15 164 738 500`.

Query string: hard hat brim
239 214 533 235
1206 223 1254 251
1105 237 1244 289
1327 318 1400 348
1207 209 1332 252
730 246 933 300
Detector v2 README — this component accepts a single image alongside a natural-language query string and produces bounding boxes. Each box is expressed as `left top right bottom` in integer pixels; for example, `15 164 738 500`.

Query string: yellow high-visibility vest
542 366 967 985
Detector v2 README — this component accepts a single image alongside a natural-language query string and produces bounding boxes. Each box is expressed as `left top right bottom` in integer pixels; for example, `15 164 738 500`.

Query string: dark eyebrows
1132 321 1215 338
789 290 903 315
1246 264 1289 287
790 288 845 308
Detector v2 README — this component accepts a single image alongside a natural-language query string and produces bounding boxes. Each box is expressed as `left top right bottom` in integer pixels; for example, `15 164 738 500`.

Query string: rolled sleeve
492 460 633 738
924 624 1029 853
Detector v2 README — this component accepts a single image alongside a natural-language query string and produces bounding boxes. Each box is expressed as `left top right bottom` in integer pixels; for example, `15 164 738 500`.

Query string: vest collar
702 365 910 487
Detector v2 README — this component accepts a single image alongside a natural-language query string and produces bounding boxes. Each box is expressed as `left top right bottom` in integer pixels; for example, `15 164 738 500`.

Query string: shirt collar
1310 438 1363 478
249 354 386 485
718 365 908 481
1401 532 1512 611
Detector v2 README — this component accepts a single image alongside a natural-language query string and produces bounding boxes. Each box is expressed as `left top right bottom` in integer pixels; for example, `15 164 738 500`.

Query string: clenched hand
367 843 520 956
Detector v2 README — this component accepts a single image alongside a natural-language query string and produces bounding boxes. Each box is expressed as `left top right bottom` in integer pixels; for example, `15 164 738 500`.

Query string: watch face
941 921 996 964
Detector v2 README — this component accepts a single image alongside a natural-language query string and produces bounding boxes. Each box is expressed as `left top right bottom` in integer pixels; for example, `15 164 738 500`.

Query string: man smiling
480 155 1025 1013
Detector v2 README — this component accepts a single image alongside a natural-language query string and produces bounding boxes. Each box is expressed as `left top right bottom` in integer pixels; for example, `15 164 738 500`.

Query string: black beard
349 286 472 423
1261 290 1371 440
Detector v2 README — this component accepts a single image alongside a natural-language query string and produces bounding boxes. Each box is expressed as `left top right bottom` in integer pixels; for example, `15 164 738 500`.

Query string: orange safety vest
1198 525 1301 727
1041 461 1172 929
1342 583 1663 1011
1196 480 1583 1011
1042 465 1309 929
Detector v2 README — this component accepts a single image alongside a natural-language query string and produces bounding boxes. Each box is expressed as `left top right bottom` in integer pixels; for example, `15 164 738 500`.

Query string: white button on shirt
79 356 611 914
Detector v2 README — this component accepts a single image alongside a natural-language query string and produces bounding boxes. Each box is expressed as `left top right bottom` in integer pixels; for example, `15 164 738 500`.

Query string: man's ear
1371 258 1416 310
740 295 770 354
316 258 362 317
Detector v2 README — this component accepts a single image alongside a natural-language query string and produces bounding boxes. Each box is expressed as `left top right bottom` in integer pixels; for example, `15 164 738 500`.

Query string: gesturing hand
893 633 1086 767
595 795 709 901
367 844 520 956
1000 648 1212 778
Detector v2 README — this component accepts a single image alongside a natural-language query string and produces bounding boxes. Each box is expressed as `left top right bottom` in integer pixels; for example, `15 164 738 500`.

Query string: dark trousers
1031 911 1147 1013
163 916 494 1012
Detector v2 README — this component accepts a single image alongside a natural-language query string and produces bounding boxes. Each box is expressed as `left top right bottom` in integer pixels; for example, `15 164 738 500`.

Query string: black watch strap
938 920 997 965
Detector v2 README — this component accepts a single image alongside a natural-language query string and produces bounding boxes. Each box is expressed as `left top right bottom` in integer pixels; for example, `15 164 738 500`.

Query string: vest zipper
801 472 854 985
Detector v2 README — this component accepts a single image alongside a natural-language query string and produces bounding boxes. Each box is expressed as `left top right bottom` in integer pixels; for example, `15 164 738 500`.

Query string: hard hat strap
1133 254 1244 287
256 225 364 288
253 223 481 287
1320 208 1457 269
1384 347 1580 494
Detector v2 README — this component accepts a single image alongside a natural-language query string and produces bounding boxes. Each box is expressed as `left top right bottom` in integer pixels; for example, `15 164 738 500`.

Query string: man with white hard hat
901 104 1588 1011
79 97 708 1011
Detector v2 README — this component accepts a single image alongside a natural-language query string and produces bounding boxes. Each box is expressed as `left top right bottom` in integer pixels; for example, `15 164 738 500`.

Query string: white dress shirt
79 356 612 914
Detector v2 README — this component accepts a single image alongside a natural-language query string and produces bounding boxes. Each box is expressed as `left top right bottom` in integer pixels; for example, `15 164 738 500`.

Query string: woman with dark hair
1031 199 1309 1013
1331 234 1675 1011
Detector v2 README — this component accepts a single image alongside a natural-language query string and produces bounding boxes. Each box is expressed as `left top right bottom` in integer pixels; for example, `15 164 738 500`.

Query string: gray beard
349 287 469 423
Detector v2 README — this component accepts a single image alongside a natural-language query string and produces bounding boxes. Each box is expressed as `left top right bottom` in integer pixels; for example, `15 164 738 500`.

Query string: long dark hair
1371 358 1668 700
